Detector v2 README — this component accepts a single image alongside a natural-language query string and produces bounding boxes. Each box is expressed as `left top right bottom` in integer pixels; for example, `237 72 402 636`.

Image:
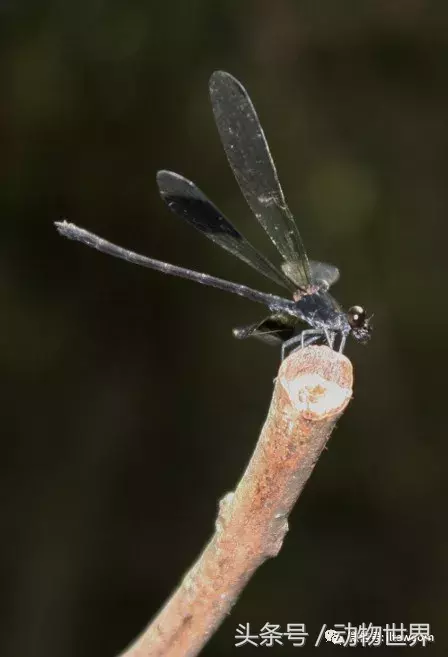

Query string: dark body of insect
55 71 372 359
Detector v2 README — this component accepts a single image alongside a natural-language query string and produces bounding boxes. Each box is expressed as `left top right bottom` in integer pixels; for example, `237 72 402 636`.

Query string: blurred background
2 1 447 655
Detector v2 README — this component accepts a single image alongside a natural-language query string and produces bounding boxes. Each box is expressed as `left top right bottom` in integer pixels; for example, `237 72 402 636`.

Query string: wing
209 70 312 285
281 260 340 289
157 170 294 292
233 313 295 346
309 261 340 288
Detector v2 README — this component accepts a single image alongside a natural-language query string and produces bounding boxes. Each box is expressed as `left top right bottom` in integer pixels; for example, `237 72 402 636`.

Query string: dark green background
2 1 447 655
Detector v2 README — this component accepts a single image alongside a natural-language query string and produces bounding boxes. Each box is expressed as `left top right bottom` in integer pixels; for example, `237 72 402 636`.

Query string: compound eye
348 305 366 328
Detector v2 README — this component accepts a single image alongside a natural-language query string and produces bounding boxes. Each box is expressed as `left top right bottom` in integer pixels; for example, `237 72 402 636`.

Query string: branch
119 345 353 657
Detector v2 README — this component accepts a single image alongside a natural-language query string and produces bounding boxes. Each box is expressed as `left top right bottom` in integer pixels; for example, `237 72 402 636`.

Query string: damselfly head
348 305 372 344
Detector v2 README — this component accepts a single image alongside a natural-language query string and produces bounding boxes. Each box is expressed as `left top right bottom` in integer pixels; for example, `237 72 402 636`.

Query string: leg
281 329 324 360
324 328 336 349
338 334 347 353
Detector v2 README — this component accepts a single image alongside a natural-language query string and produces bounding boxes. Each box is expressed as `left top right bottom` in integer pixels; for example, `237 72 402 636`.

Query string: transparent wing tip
156 169 195 198
209 70 242 95
209 69 228 85
156 169 181 186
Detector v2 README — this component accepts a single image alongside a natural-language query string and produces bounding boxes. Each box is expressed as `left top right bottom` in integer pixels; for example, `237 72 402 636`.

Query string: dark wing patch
233 313 295 345
157 170 294 291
